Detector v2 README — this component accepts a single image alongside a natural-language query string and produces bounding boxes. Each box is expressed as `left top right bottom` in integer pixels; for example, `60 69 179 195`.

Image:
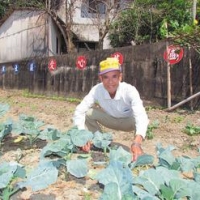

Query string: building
51 0 132 52
0 0 133 63
0 9 67 63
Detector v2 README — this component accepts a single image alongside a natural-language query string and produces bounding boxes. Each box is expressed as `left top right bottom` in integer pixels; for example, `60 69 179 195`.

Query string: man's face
99 70 122 96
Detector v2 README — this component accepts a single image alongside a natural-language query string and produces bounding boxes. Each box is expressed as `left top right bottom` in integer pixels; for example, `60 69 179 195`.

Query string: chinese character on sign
13 64 19 74
76 56 87 70
163 45 184 65
48 59 57 71
29 61 36 72
111 52 124 65
1 65 6 74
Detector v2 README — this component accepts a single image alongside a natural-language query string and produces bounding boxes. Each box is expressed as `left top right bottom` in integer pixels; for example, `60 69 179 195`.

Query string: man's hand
131 143 143 161
81 141 92 152
131 135 144 161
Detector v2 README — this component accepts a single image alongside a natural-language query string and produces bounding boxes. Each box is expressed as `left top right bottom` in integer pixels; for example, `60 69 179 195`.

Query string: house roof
0 7 42 27
0 8 83 53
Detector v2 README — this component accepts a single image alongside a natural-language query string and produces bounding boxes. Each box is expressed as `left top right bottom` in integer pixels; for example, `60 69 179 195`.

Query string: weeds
146 120 159 140
183 123 200 136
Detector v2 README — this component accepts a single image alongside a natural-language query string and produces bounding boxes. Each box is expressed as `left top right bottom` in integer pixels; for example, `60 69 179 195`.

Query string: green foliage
12 114 45 145
1 102 200 199
0 120 12 142
92 131 112 150
67 159 88 178
0 162 25 200
18 160 58 191
183 123 200 136
22 90 81 103
0 103 9 117
0 0 9 19
109 0 194 47
95 143 200 200
13 0 46 8
0 0 46 21
146 120 159 139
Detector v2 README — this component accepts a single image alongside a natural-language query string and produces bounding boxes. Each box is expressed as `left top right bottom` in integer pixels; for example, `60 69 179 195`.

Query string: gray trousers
85 108 136 133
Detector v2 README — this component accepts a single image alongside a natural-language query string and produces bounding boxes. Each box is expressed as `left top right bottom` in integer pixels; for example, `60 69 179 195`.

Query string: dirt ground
0 89 200 200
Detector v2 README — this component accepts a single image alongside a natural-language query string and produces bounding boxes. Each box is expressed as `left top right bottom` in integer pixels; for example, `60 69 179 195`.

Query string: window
88 0 106 14
77 42 96 52
81 0 106 18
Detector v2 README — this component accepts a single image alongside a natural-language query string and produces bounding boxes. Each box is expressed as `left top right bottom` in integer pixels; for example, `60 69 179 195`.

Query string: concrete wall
0 41 200 108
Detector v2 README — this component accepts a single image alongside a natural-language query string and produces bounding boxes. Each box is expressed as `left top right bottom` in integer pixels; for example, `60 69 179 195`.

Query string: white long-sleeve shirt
73 82 149 138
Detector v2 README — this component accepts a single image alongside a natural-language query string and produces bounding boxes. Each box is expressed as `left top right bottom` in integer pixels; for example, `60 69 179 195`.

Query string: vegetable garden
0 90 200 200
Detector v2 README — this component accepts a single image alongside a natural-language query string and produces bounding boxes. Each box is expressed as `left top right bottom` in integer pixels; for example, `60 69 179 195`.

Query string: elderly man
73 57 149 161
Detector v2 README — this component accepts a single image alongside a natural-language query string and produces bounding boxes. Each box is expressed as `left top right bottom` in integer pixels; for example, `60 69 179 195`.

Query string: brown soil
0 89 200 200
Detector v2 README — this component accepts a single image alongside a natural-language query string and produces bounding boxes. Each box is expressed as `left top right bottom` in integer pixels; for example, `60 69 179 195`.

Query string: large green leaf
132 185 159 200
0 162 18 189
100 182 121 200
0 103 9 118
185 180 200 200
156 166 180 185
129 154 154 169
194 172 200 183
0 120 12 141
156 144 176 168
176 156 196 172
95 161 134 198
109 146 132 166
18 161 58 191
69 127 93 147
67 159 88 178
100 182 136 200
92 131 112 149
12 114 44 136
38 127 61 141
160 184 174 200
134 168 165 196
40 136 73 158
169 178 189 199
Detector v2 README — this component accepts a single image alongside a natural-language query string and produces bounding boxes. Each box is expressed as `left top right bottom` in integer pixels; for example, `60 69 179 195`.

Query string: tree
50 0 133 52
0 0 46 20
80 0 133 50
0 0 10 19
108 0 194 47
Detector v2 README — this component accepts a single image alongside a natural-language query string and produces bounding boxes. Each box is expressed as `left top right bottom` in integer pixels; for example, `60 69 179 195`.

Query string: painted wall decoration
111 52 124 65
1 65 6 74
13 64 20 74
48 59 57 71
29 61 36 72
163 45 184 65
76 56 87 70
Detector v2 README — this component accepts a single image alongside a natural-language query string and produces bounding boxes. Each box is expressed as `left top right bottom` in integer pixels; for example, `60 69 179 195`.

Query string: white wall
0 10 47 63
48 17 62 56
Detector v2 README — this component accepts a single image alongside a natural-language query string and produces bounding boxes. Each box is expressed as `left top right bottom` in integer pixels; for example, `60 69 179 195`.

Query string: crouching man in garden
73 57 149 161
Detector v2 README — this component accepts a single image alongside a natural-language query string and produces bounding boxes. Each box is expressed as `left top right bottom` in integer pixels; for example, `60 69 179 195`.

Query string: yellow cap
99 57 121 75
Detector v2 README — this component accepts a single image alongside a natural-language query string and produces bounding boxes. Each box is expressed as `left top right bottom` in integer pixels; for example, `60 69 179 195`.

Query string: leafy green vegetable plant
12 114 45 145
0 103 12 144
0 103 200 200
0 162 25 200
183 123 200 136
146 120 159 139
0 103 9 117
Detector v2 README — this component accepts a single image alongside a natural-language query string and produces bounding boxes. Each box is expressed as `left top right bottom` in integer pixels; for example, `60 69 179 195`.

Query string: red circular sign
163 45 184 65
76 56 87 70
111 52 124 65
48 59 57 71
